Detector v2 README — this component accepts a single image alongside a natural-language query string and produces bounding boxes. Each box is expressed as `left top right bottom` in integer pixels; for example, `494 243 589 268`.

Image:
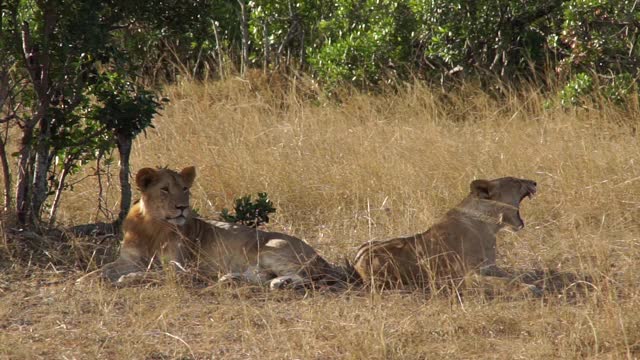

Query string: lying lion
353 177 541 296
101 166 340 289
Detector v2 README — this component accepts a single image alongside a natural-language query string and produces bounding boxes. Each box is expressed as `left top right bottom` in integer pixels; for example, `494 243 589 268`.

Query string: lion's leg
268 275 308 290
159 240 190 273
218 266 275 286
478 264 511 278
477 265 543 297
218 272 245 284
101 246 168 285
255 250 316 290
102 257 146 283
466 273 543 298
218 268 309 290
243 266 274 285
102 245 147 283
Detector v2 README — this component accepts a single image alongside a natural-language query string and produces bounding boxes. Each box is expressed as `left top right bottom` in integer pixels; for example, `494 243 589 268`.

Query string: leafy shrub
559 73 594 107
221 193 276 228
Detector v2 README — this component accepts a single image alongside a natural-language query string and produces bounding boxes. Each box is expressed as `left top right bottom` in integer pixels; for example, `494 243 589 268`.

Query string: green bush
560 73 594 107
221 193 276 228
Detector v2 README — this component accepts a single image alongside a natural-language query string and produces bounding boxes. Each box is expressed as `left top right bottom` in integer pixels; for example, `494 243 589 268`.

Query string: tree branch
511 0 567 30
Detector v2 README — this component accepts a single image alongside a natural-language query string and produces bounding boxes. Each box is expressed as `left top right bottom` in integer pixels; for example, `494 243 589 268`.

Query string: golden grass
2 76 640 358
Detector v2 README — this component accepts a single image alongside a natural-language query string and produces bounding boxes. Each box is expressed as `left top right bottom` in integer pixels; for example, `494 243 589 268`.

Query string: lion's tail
313 255 362 289
339 256 363 286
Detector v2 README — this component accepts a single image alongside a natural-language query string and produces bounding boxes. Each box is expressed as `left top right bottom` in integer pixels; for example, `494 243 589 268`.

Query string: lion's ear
180 166 196 188
470 179 491 199
136 168 158 191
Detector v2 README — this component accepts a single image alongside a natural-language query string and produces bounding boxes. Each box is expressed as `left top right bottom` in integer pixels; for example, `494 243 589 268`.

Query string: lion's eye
161 186 169 193
183 187 189 192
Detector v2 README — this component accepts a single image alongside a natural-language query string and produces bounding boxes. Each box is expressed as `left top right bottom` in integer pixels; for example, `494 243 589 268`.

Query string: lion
101 166 341 289
352 177 541 296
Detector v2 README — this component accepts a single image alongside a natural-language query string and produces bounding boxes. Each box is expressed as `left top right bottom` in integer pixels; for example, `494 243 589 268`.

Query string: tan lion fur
102 166 338 289
353 177 540 296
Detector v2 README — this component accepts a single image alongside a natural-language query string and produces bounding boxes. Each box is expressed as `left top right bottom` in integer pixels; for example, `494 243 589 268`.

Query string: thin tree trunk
16 13 54 226
30 115 52 223
116 132 133 223
263 19 269 73
0 71 8 109
0 71 11 212
299 28 305 68
47 159 71 226
15 22 37 224
212 21 225 79
15 126 34 224
94 148 109 221
192 45 204 79
238 0 249 76
0 126 10 212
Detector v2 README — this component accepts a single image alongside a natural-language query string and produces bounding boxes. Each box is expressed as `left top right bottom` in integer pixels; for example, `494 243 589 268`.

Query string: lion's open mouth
519 184 537 203
516 184 536 228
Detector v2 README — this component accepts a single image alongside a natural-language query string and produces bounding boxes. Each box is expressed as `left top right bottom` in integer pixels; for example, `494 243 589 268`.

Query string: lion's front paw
218 273 244 285
269 275 306 290
116 271 146 284
269 277 293 290
526 284 544 297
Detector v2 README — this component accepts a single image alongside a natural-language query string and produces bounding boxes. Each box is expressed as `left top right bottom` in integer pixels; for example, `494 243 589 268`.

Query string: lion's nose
176 205 188 211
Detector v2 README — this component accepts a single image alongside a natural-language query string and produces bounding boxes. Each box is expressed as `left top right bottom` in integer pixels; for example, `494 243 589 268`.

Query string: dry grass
2 75 640 358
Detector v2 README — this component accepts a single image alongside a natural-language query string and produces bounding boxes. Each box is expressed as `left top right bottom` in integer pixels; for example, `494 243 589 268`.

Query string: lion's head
135 166 196 226
469 177 537 230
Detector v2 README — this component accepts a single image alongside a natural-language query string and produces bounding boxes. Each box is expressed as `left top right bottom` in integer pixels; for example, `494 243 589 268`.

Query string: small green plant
603 73 635 106
220 192 276 228
559 73 594 107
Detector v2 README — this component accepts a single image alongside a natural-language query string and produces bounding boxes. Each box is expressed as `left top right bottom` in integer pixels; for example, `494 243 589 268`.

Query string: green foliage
603 73 636 106
221 192 276 228
552 0 639 106
247 0 637 104
560 73 594 107
89 72 161 138
3 0 639 226
249 0 331 65
109 0 239 81
557 0 638 73
559 72 637 108
19 0 629 104
306 0 414 87
0 0 174 223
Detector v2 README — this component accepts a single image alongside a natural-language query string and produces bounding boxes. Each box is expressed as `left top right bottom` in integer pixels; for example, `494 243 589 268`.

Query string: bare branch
0 71 9 111
0 121 11 211
20 21 43 98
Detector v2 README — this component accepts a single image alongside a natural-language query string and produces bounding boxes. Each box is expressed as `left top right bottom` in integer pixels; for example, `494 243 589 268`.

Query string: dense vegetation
0 3 639 356
0 0 638 226
2 79 639 358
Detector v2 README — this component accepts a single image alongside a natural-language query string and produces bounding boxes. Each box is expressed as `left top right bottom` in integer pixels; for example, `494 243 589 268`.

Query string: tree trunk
0 127 10 212
0 71 8 108
15 126 34 224
263 19 269 73
15 14 54 226
238 0 249 76
29 115 52 223
299 28 305 68
0 72 11 212
47 159 71 226
116 132 133 223
212 21 225 79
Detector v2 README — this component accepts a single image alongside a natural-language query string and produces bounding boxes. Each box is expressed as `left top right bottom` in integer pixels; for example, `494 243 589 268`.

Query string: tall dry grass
2 75 640 358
